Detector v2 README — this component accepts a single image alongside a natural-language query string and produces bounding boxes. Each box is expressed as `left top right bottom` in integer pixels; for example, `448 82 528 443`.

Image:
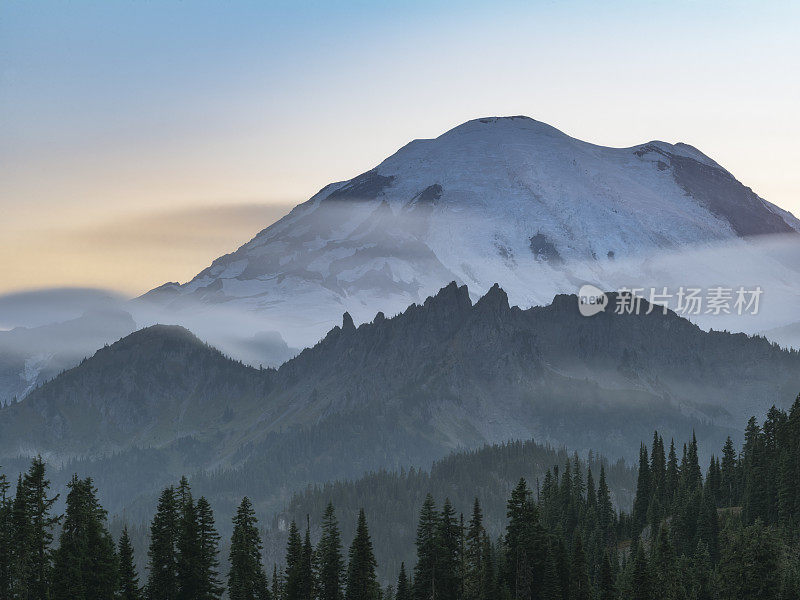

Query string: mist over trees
3 282 800 534
2 395 800 599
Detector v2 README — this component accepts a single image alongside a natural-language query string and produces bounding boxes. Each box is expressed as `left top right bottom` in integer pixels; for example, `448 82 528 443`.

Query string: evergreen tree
720 437 738 507
481 532 498 600
553 534 570 600
718 519 780 600
706 456 722 507
571 454 585 511
272 565 282 600
52 475 118 600
742 417 768 523
673 487 701 558
569 535 590 600
117 526 141 600
650 432 666 507
788 395 800 520
18 457 60 600
632 445 651 532
176 480 202 600
10 475 27 596
540 544 561 600
458 513 465 600
396 562 411 600
689 542 714 600
696 488 719 563
651 525 678 600
284 520 304 600
345 509 379 600
597 552 615 600
776 450 794 527
596 465 614 549
631 544 650 600
316 503 345 600
196 497 223 600
585 468 597 513
0 469 12 599
413 494 438 600
176 477 191 512
147 487 179 600
435 499 460 600
505 478 538 599
665 440 679 506
301 521 315 600
683 432 702 492
463 499 484 600
228 497 269 600
560 462 577 534
540 470 558 529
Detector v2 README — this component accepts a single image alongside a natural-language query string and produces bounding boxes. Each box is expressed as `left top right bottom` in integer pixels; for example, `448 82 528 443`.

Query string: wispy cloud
71 203 293 251
0 202 295 295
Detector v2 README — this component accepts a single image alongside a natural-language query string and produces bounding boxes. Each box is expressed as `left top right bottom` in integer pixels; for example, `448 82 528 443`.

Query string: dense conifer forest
2 395 800 599
263 440 637 582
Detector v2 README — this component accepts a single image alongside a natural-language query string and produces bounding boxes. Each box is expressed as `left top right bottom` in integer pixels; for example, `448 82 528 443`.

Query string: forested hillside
0 324 273 456
111 437 636 586
2 393 800 599
1 283 798 528
260 440 637 583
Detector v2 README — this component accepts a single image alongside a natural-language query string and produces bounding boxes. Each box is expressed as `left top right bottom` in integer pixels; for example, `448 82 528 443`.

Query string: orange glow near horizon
2 1 798 296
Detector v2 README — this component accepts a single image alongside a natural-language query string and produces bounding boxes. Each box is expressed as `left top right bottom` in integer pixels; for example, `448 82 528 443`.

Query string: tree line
266 438 636 582
2 394 800 599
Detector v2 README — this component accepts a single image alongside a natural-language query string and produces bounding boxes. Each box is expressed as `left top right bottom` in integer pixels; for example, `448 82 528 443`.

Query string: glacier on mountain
137 116 800 352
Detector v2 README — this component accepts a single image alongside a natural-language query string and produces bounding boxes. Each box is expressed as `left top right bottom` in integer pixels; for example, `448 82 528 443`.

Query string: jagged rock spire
474 283 510 313
342 311 356 332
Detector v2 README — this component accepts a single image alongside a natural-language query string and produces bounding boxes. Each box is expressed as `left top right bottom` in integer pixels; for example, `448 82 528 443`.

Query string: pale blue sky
1 0 798 293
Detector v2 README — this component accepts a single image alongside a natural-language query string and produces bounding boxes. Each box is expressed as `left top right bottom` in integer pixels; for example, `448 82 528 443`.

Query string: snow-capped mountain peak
139 116 800 351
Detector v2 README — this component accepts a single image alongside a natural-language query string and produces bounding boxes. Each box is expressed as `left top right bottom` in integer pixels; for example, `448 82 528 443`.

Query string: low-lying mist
1 213 798 405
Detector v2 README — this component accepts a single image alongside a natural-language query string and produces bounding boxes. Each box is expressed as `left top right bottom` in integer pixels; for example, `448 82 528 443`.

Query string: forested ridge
3 283 800 529
2 394 800 599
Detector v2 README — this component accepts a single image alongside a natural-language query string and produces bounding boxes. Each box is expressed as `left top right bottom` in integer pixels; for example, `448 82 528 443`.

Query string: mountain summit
141 116 800 349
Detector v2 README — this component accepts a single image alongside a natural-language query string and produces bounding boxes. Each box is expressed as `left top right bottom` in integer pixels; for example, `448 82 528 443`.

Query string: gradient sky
2 0 798 296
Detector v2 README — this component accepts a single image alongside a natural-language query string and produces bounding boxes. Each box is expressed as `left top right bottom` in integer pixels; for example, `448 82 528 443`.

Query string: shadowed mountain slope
0 325 273 457
1 284 798 518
